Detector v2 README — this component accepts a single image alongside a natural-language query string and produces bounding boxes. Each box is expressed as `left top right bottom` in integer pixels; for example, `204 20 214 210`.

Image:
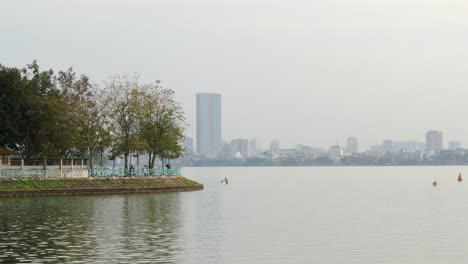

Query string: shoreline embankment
0 176 203 197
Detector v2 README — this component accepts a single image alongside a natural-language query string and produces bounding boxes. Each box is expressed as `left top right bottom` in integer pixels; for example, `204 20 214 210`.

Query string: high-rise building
448 141 461 150
221 142 233 160
248 139 257 157
270 139 280 153
346 137 358 154
231 139 249 158
383 140 393 152
329 145 343 161
196 93 221 157
426 130 443 152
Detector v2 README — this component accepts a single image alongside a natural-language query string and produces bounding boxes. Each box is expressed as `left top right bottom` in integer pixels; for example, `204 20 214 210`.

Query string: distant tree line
0 61 186 169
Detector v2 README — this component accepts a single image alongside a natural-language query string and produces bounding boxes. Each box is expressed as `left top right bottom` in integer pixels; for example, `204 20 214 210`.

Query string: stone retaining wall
0 177 203 197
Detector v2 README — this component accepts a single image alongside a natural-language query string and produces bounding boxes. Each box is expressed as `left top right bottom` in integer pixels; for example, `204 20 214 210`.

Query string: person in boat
220 177 228 185
432 181 438 187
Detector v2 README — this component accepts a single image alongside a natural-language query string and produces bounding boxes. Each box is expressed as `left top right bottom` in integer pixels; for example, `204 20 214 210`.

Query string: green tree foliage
0 64 26 151
1 61 187 169
57 68 110 169
0 61 66 158
138 83 185 168
105 75 143 169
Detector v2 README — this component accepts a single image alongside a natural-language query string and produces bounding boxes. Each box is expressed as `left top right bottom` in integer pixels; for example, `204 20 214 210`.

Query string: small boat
458 173 463 182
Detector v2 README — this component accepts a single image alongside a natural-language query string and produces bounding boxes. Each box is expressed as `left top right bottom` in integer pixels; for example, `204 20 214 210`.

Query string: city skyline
203 129 462 153
191 93 460 151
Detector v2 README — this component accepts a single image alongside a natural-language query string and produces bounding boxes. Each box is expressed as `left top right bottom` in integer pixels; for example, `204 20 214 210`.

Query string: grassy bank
0 177 203 196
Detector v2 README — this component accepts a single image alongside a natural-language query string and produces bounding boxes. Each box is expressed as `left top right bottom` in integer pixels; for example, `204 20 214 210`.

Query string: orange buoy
458 173 463 182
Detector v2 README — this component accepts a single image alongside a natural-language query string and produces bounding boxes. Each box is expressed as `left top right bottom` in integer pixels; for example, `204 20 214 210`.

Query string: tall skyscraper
346 137 358 154
426 130 443 152
196 93 221 157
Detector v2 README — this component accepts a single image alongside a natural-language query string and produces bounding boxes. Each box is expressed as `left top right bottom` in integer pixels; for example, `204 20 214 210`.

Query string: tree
106 75 141 169
138 83 186 168
0 61 65 158
58 68 110 170
157 123 185 166
1 62 188 170
53 68 82 158
0 64 27 151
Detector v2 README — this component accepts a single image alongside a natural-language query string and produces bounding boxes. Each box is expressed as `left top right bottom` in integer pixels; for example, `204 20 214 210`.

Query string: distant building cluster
179 93 466 166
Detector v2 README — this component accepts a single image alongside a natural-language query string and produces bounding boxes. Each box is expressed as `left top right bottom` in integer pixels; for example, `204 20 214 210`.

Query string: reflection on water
0 193 184 263
3 166 468 263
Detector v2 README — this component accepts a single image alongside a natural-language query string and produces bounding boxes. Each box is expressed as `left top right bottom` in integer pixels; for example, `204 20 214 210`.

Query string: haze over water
1 167 468 263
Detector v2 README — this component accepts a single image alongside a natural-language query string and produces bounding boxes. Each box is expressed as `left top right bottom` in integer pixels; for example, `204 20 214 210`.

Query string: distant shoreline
183 164 468 167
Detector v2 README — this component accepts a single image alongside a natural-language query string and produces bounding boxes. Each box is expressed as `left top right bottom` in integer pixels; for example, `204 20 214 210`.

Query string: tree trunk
136 152 140 168
151 154 157 169
89 148 94 170
124 153 129 169
148 152 152 168
89 148 94 178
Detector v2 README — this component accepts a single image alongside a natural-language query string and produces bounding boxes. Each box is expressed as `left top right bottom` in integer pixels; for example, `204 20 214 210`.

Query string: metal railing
1 158 88 166
88 167 181 177
0 168 46 179
0 168 87 179
0 167 181 179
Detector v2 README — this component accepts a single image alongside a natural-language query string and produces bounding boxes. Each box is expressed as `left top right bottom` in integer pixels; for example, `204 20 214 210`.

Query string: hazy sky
3 0 468 150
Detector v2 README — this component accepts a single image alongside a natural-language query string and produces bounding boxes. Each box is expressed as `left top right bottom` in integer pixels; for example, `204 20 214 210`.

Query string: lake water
1 166 468 263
